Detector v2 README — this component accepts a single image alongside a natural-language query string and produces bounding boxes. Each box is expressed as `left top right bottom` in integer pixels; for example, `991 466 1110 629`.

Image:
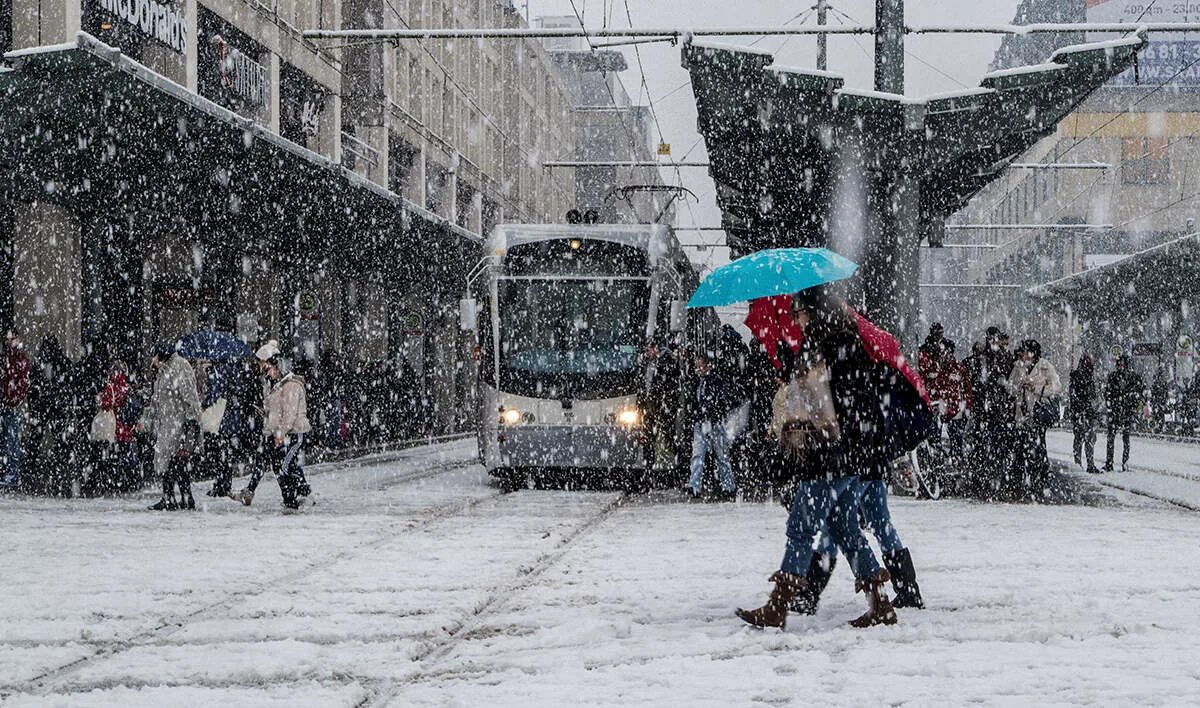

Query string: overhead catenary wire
377 0 573 209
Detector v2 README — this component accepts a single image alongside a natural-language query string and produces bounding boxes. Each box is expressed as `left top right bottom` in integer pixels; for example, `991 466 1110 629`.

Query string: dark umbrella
176 330 252 361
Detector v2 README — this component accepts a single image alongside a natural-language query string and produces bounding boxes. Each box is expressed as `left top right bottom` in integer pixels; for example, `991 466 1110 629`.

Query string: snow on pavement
2 440 1198 706
1047 430 1200 510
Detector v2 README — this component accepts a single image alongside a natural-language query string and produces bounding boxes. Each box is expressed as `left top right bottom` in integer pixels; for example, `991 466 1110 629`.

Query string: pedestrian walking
917 322 946 389
93 360 139 492
199 359 243 498
684 352 738 501
1 331 32 491
1008 339 1062 496
143 342 202 511
1069 355 1101 474
641 337 682 477
1104 355 1144 472
737 287 932 630
930 339 972 460
969 327 1017 497
234 341 313 511
27 336 75 494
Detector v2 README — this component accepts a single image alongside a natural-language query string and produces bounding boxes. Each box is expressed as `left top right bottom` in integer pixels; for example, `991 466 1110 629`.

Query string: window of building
197 8 269 117
1122 137 1170 185
1 0 12 56
389 135 419 197
280 63 329 149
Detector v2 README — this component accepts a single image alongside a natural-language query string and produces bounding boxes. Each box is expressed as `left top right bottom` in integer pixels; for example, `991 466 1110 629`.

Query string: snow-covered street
1 439 1198 706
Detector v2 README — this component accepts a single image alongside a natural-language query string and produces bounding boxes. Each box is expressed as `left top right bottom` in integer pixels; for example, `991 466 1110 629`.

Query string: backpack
119 391 143 428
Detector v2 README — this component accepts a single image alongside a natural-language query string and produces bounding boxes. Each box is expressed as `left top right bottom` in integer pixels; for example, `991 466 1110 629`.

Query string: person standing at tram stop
738 286 931 630
1007 339 1063 494
234 341 313 511
1104 355 1144 473
685 352 738 501
1 331 32 491
1069 355 1101 474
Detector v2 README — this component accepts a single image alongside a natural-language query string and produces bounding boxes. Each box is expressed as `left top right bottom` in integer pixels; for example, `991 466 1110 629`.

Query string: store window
280 64 328 150
1122 137 1170 185
198 8 268 118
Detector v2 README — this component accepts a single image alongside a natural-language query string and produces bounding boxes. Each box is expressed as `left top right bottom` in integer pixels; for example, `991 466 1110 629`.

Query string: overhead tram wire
830 6 969 88
621 0 710 247
378 0 573 206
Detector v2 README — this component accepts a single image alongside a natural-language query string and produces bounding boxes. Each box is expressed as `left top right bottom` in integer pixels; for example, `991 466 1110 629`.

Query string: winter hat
153 340 176 361
255 339 281 362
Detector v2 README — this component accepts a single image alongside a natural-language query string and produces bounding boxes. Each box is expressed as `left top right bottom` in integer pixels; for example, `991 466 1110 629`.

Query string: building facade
924 0 1200 384
0 0 578 434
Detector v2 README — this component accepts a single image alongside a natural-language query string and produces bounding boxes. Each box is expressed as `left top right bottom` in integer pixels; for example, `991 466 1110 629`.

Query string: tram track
1084 474 1200 512
354 491 632 708
9 450 500 699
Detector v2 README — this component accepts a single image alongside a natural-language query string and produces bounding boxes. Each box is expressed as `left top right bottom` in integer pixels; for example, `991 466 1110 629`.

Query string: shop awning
1028 233 1200 319
682 33 1146 257
0 33 477 292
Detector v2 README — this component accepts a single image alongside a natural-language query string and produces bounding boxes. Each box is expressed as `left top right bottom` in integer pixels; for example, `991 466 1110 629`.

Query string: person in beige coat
143 342 202 510
1007 339 1062 495
234 340 313 511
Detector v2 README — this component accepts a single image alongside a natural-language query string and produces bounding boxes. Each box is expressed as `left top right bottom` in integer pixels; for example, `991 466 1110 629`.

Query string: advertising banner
1087 0 1200 87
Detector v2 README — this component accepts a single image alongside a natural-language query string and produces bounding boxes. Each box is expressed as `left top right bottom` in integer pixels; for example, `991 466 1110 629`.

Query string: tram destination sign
90 0 188 55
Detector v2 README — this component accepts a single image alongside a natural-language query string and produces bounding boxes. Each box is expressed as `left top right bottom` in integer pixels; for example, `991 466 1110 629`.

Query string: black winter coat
1069 367 1098 422
1106 369 1144 426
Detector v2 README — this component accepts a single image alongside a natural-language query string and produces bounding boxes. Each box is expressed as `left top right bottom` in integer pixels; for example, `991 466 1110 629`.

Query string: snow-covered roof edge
686 39 774 58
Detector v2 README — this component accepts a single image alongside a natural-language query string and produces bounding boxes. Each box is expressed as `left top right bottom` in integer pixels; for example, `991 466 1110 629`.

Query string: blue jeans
1 409 23 487
688 421 735 493
812 478 905 572
781 475 881 580
857 478 904 554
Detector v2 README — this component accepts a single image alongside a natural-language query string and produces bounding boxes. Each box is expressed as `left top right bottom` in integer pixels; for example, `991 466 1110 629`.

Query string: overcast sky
527 1 1024 272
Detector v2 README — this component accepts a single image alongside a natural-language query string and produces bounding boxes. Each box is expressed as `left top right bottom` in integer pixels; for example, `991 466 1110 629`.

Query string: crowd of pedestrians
0 323 432 508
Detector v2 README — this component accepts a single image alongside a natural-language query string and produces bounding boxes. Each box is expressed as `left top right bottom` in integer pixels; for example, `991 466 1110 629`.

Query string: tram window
505 240 650 277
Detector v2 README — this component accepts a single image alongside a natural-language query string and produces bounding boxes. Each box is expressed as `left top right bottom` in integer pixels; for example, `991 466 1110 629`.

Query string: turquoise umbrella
686 247 859 308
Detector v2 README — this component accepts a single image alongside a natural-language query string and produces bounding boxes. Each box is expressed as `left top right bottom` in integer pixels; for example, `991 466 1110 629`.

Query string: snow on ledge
688 39 774 57
1052 34 1145 59
767 65 842 81
3 41 78 62
923 86 996 102
836 87 927 106
981 62 1066 81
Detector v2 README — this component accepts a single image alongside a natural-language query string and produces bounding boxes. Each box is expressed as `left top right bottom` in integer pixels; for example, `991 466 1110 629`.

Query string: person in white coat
1007 339 1062 496
143 342 202 510
234 340 312 511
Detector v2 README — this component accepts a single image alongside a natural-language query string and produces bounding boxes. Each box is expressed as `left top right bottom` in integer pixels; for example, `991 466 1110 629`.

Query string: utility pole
874 0 904 93
816 0 829 71
862 0 921 344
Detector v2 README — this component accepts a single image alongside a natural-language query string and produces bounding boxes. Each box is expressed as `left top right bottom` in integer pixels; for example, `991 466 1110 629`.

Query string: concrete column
447 153 460 224
269 54 282 134
12 201 81 358
185 0 199 91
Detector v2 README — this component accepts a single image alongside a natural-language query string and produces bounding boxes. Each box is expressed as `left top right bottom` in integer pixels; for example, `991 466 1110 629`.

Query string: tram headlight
616 408 642 427
500 408 522 425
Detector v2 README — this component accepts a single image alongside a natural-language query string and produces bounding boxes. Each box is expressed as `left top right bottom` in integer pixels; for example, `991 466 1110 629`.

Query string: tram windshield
497 276 650 399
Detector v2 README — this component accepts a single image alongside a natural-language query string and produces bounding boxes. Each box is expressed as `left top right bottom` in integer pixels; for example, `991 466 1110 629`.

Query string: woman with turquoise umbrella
689 248 932 629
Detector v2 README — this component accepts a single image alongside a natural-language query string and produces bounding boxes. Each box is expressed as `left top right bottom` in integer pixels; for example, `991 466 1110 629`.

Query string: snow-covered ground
2 439 1199 706
1047 430 1200 510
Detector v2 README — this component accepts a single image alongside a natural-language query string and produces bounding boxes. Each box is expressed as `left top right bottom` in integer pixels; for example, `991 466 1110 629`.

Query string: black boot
883 548 924 609
149 495 177 511
789 553 837 615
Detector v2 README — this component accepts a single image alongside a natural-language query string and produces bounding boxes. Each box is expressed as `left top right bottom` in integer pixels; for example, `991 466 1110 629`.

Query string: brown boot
849 568 898 628
736 571 807 630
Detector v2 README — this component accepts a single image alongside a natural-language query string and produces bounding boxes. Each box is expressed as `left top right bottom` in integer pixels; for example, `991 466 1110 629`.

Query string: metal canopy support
682 13 1144 346
302 23 1200 41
